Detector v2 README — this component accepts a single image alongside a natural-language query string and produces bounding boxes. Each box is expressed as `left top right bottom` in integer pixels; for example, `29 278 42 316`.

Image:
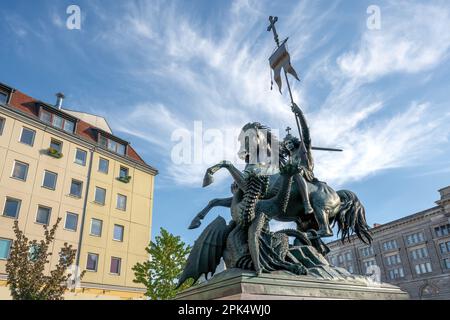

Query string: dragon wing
177 216 229 288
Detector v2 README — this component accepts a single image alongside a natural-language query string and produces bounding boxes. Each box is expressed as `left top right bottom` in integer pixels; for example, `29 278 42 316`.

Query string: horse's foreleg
189 197 233 229
203 161 246 190
313 205 333 237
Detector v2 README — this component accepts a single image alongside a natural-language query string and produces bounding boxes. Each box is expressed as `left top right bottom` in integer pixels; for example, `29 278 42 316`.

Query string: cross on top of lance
285 126 292 135
267 16 280 47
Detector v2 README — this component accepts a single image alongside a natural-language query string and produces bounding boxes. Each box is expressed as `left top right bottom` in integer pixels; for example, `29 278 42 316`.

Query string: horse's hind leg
189 197 233 229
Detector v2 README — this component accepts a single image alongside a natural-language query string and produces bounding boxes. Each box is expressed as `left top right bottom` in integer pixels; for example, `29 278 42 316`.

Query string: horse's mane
241 122 287 166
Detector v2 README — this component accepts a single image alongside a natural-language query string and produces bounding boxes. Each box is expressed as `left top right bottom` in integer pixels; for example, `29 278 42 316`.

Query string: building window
3 198 21 219
90 219 103 236
382 240 398 251
19 127 36 146
74 148 87 166
338 255 344 264
113 224 124 242
345 252 352 261
330 256 337 265
0 91 8 104
411 247 429 260
435 224 450 237
70 179 83 198
64 212 78 232
36 206 51 225
444 258 450 269
347 265 354 273
98 158 109 174
42 170 58 190
116 194 127 211
388 267 405 280
94 187 106 205
386 253 402 266
415 262 432 275
40 110 76 134
119 166 129 179
110 257 122 275
0 238 12 260
363 259 377 273
0 117 5 135
86 253 99 271
99 135 126 155
406 232 425 245
439 241 450 254
360 246 374 257
50 139 62 153
11 161 29 181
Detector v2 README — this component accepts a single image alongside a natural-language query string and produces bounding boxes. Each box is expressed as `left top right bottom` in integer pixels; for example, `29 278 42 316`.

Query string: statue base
175 268 409 300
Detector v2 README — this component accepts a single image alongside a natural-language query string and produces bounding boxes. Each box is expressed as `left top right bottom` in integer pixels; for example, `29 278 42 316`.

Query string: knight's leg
294 174 314 214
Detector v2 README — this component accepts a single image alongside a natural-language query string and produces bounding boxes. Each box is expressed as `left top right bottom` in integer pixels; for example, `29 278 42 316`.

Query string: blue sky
1 0 450 245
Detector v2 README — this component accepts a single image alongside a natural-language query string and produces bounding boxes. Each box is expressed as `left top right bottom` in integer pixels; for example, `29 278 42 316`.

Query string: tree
132 228 193 300
6 218 80 300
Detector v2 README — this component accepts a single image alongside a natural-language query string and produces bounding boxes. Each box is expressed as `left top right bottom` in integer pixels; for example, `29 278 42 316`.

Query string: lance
267 16 342 153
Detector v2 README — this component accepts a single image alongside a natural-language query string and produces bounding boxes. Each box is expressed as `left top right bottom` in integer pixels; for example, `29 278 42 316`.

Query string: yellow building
0 83 157 299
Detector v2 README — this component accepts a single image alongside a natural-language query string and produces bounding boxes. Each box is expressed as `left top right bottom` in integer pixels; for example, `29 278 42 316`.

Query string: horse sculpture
178 122 372 287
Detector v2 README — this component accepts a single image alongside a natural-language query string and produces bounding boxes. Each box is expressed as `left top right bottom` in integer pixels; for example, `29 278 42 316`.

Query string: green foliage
116 175 132 183
132 228 193 300
47 147 63 158
5 218 81 300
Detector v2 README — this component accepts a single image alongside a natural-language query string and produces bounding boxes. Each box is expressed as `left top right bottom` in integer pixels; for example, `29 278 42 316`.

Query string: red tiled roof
7 89 151 169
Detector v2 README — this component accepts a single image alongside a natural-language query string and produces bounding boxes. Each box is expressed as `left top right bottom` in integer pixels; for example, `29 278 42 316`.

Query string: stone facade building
327 185 450 300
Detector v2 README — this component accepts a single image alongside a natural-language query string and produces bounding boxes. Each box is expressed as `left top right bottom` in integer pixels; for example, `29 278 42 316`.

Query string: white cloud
337 2 450 81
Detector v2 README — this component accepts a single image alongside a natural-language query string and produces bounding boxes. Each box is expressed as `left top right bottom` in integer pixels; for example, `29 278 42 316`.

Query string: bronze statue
177 17 373 288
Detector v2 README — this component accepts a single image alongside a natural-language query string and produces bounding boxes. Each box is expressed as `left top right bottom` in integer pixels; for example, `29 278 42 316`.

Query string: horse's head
238 122 285 166
237 122 281 166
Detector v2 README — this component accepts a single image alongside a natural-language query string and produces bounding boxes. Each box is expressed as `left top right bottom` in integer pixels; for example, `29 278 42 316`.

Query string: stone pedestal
175 268 409 300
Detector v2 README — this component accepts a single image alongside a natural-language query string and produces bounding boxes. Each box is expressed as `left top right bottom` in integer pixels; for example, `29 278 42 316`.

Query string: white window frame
2 197 21 219
42 170 58 190
116 194 127 211
86 253 99 272
69 179 83 198
74 148 87 166
94 187 106 205
64 212 79 232
98 157 109 174
110 256 122 275
113 224 124 242
19 127 36 146
0 117 5 135
90 218 103 237
0 238 12 260
11 160 29 181
50 138 63 153
35 205 52 225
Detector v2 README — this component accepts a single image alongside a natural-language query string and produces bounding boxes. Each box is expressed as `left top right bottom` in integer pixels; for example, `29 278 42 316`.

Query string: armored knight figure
283 103 316 216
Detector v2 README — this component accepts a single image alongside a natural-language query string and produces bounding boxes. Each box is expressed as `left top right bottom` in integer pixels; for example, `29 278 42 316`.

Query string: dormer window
39 108 76 134
99 134 127 156
0 91 8 104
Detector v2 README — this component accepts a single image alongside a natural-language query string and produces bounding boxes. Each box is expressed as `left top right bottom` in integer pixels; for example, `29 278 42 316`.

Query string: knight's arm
292 103 311 149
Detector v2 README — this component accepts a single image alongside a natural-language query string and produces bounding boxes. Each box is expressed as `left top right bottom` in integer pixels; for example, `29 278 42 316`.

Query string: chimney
55 92 65 110
373 223 382 228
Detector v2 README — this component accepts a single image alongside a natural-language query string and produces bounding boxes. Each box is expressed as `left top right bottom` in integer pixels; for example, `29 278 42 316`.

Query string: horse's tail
335 190 372 244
